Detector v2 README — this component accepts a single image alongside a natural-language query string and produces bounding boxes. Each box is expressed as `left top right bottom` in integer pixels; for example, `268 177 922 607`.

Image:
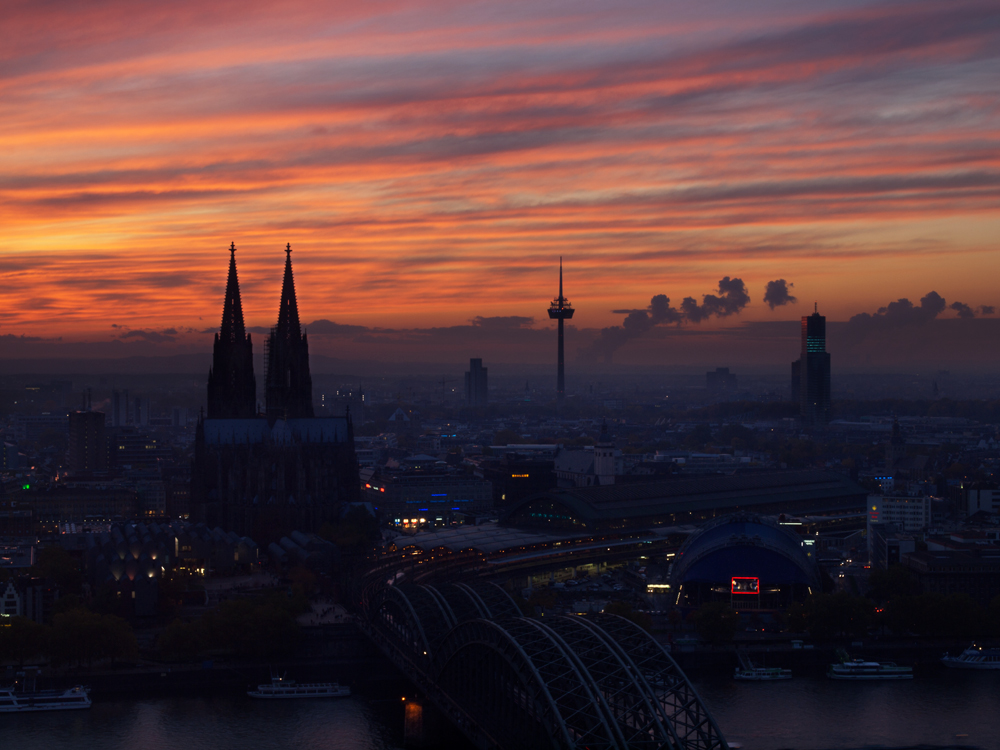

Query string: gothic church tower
207 243 256 418
265 244 314 422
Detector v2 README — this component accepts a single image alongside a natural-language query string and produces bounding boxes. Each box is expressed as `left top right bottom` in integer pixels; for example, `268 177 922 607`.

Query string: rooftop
501 469 867 529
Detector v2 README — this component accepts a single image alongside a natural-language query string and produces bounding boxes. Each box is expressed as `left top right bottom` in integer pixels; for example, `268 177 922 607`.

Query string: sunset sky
2 0 998 366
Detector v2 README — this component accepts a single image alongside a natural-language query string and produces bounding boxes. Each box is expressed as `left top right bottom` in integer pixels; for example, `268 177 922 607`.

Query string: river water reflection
1 693 406 750
693 669 1000 749
1 670 997 750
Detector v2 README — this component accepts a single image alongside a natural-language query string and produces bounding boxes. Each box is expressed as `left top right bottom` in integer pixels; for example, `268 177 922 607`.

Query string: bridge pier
403 697 425 747
402 693 475 749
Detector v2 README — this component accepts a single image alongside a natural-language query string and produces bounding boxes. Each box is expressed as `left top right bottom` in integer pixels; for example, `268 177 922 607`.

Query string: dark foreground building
191 244 358 541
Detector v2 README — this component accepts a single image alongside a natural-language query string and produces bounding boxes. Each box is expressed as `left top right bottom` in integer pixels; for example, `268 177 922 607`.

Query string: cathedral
191 243 359 542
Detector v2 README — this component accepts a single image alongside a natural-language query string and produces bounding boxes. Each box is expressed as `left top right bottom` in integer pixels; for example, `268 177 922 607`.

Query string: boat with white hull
734 650 791 681
0 685 91 712
248 675 350 699
828 658 912 680
941 644 1000 669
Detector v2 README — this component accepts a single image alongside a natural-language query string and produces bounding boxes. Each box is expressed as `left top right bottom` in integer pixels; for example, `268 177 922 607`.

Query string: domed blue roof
671 513 818 587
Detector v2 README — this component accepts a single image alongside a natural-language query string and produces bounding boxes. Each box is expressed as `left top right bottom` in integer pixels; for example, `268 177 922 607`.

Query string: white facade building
965 488 999 517
868 494 932 532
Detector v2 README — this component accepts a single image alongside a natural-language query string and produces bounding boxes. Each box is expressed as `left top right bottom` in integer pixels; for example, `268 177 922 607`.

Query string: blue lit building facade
364 460 492 528
791 307 831 426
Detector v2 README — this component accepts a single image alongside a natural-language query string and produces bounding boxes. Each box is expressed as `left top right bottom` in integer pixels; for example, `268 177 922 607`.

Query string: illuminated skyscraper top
547 258 574 400
802 302 826 355
791 303 831 426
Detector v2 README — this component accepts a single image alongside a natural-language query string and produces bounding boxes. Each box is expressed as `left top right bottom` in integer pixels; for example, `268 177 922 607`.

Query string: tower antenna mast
547 258 575 400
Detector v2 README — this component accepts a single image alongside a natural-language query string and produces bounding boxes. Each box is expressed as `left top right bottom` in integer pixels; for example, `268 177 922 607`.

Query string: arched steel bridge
360 575 729 750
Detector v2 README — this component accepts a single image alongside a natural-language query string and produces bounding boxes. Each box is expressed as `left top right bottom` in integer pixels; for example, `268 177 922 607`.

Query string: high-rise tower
207 243 257 418
547 258 574 400
68 409 107 476
790 303 831 426
265 244 314 422
465 358 488 407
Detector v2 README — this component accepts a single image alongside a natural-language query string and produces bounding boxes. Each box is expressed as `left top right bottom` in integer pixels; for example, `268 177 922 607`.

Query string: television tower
547 258 574 400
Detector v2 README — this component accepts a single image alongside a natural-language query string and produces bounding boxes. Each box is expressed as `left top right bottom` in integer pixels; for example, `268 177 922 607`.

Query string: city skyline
3 0 999 368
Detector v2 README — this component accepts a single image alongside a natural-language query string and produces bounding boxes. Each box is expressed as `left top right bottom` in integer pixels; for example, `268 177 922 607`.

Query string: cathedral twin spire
207 243 313 422
266 244 314 421
220 242 247 345
207 243 256 419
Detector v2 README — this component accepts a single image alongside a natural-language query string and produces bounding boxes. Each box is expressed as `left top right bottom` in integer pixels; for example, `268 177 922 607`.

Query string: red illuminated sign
731 577 759 595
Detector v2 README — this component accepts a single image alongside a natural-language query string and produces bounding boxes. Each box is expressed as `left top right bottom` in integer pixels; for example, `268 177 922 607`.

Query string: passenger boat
734 665 792 681
827 658 912 680
248 674 350 699
734 651 791 681
941 644 1000 669
0 685 92 712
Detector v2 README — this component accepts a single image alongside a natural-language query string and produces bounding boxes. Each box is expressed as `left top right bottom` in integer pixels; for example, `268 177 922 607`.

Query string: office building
478 449 557 511
868 522 917 571
68 410 107 476
963 485 1000 517
111 389 129 427
868 493 931 532
465 358 488 407
901 550 1000 606
11 414 68 446
365 455 492 527
133 397 150 427
791 305 831 425
706 367 738 392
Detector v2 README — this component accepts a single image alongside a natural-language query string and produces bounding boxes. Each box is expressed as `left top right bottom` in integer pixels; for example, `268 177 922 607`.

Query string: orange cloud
1 0 998 359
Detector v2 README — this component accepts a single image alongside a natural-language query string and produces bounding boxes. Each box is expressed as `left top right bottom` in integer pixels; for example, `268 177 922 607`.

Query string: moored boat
941 644 1000 670
734 665 792 681
0 685 92 712
828 658 912 680
734 650 791 681
248 674 350 699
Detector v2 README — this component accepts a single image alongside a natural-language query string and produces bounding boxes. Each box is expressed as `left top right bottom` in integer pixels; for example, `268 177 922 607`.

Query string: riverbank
5 622 395 699
668 637 981 675
8 622 984 699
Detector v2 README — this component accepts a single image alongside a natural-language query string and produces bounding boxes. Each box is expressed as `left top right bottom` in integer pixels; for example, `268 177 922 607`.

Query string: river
693 668 1000 750
3 669 997 749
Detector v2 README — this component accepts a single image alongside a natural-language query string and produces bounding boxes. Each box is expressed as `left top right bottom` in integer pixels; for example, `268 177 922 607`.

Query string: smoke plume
849 291 946 328
763 279 797 309
585 277 750 362
950 301 975 319
679 277 750 323
848 291 992 334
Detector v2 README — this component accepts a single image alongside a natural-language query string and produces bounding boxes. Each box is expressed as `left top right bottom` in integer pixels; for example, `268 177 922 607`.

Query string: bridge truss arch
430 614 728 750
362 573 728 749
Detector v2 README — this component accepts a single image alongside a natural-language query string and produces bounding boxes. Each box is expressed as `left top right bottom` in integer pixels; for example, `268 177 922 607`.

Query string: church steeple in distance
207 243 257 418
266 243 314 422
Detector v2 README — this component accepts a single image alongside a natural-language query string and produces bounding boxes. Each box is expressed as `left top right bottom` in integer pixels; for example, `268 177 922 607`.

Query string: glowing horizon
2 0 998 359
